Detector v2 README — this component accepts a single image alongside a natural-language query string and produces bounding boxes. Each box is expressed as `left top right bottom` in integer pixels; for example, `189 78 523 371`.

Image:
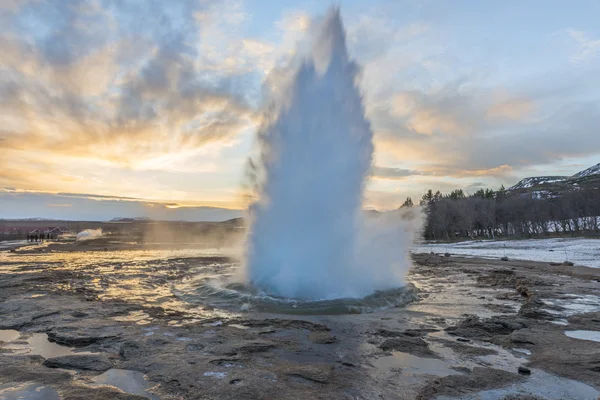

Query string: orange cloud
487 97 535 121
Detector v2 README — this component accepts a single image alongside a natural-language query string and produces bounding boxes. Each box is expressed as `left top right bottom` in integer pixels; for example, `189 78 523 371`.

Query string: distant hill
110 217 153 222
508 162 600 196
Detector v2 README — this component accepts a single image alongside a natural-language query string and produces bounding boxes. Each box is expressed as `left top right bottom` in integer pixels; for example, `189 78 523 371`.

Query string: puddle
0 382 60 400
229 324 250 330
4 333 83 358
438 369 600 400
142 326 159 337
372 352 459 377
0 330 20 342
543 295 600 317
90 369 159 399
113 311 151 325
549 318 569 326
512 348 531 356
203 371 227 379
564 330 600 342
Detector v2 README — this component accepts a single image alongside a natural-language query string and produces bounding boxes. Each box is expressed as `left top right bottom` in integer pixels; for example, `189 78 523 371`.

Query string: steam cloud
76 228 103 241
244 9 422 300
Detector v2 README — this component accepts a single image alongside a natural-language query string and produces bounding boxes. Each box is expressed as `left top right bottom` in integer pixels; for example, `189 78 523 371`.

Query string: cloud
0 188 243 221
567 29 600 61
370 72 600 184
371 166 422 180
487 96 535 121
0 0 258 181
467 182 486 188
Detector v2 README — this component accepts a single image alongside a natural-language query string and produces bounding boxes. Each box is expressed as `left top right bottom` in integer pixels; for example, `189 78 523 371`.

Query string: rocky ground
1 242 600 399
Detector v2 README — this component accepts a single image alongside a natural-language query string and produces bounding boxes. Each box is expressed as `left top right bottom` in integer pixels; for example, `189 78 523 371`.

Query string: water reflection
90 369 159 400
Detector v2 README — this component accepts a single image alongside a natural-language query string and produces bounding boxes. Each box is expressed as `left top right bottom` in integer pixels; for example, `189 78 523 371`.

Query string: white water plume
76 229 103 241
244 8 422 300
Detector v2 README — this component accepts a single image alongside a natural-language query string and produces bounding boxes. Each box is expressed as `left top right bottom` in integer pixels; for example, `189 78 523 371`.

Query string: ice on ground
412 238 600 268
564 330 600 342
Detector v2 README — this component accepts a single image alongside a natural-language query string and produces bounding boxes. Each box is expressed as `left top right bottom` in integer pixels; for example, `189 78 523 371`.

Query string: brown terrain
0 240 599 399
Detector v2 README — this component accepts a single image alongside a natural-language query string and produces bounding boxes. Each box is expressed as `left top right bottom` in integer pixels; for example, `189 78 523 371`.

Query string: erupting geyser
245 9 419 301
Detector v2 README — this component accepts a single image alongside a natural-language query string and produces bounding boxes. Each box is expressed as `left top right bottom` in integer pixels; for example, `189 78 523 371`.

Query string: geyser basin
244 9 418 300
175 277 418 315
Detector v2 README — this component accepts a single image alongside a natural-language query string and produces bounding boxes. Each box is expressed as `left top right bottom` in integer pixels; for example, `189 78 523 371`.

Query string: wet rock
43 354 113 371
518 366 531 375
209 357 244 367
242 318 330 332
185 343 205 351
71 311 88 318
432 339 498 356
451 366 472 373
119 341 143 360
284 364 333 384
0 316 34 330
309 332 337 344
47 330 118 347
416 367 524 399
510 329 536 345
375 328 435 338
477 269 515 285
456 338 470 342
375 329 406 338
446 315 528 339
517 285 532 298
484 303 516 314
235 341 275 353
518 302 555 320
379 336 438 358
563 261 574 266
61 386 148 400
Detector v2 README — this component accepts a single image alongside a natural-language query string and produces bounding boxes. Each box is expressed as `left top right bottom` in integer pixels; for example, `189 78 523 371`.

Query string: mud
0 244 599 399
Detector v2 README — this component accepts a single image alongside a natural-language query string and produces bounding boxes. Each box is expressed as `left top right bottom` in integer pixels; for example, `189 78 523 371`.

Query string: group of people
27 232 57 242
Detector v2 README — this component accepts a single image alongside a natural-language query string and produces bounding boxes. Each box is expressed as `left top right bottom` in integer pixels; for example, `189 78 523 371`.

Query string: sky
1 0 599 220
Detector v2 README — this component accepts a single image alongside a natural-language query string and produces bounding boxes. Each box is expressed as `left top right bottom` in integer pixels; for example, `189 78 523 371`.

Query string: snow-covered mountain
508 176 568 190
508 162 600 193
571 163 600 179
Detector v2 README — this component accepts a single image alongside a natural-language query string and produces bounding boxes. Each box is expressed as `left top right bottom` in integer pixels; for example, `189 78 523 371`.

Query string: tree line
400 186 600 241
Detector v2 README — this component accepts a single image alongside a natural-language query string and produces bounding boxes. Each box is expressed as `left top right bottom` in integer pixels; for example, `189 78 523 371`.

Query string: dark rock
70 311 88 318
501 256 509 261
444 253 451 257
119 341 143 360
416 367 524 399
432 339 498 356
446 315 527 339
186 343 205 351
518 302 555 320
241 319 330 332
477 269 518 288
456 338 470 342
518 366 531 375
43 354 113 371
563 261 574 266
284 365 333 384
379 336 438 358
235 341 275 353
47 331 118 347
451 366 472 373
309 332 337 344
510 329 536 345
